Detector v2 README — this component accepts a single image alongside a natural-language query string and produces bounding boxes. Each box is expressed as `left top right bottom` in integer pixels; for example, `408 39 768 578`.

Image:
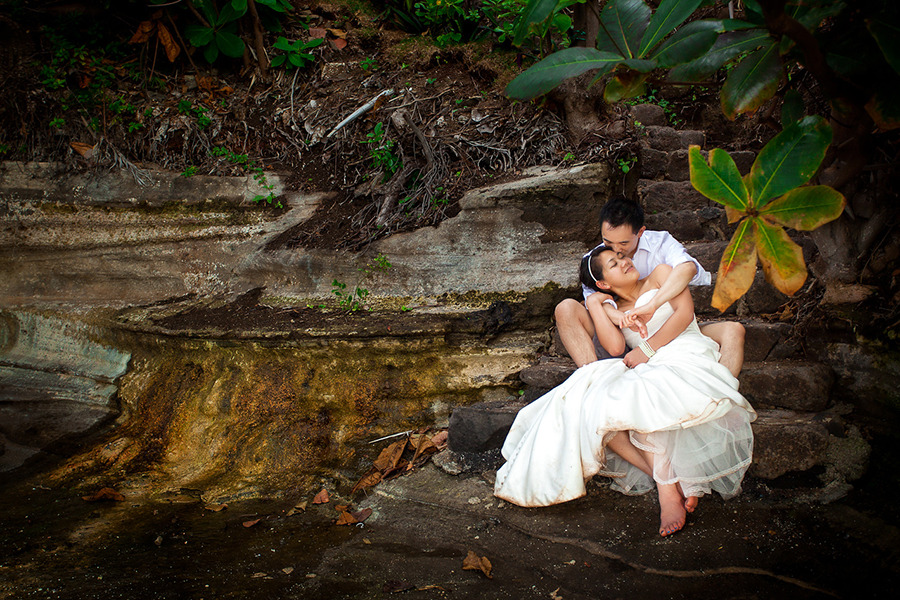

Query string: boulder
448 399 529 453
749 410 831 479
738 361 834 411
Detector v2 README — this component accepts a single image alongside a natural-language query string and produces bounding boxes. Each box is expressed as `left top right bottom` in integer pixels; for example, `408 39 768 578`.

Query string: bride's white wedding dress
494 289 756 507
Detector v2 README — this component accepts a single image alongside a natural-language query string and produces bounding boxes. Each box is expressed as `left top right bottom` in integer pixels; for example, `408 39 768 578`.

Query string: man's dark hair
599 195 644 233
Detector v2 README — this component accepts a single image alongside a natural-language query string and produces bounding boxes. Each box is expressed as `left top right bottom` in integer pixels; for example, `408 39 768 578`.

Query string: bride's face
597 250 639 290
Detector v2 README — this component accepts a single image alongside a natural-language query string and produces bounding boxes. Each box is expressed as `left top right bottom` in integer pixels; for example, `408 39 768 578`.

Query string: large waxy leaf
604 71 649 102
185 24 214 47
712 218 757 312
651 19 721 69
760 185 846 231
638 0 703 57
598 0 652 58
216 30 245 58
505 48 623 100
721 41 782 120
689 146 749 211
668 29 771 83
780 88 804 127
513 0 558 47
868 18 900 77
755 217 807 296
866 88 900 131
620 58 657 72
748 115 832 207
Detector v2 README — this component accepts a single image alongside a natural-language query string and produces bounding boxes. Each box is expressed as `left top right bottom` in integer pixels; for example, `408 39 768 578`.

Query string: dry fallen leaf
312 489 330 504
309 27 327 39
282 567 294 575
242 518 261 528
550 587 562 600
82 487 125 502
351 468 383 494
335 504 350 512
326 28 347 38
431 430 448 449
70 142 95 159
335 511 357 526
462 550 493 578
383 580 414 593
350 508 372 523
332 38 348 50
203 503 228 512
373 439 407 472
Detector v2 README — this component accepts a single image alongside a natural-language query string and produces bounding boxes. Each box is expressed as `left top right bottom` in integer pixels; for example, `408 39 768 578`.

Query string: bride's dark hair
579 245 617 296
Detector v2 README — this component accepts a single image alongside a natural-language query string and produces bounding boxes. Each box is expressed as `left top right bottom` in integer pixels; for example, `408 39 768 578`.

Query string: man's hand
623 347 649 368
625 300 658 328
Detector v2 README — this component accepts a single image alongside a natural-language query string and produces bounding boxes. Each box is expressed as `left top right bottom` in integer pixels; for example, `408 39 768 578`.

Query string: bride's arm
585 291 627 357
622 271 695 368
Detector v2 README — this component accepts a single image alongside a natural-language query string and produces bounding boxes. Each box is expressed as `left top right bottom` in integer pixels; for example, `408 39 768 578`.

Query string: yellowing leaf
462 550 493 578
759 186 845 231
712 218 758 312
755 218 807 296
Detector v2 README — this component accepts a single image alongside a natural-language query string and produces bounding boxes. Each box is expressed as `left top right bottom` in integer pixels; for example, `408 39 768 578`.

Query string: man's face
600 222 644 258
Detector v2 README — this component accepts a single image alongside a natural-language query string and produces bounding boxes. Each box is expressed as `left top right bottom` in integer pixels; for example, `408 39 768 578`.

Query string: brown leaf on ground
431 430 448 449
462 550 493 578
203 503 228 512
408 434 438 470
332 38 348 50
70 142 95 159
382 459 409 481
351 468 383 494
335 504 349 512
242 518 261 528
326 28 347 38
350 508 372 523
309 27 327 39
335 511 357 526
82 487 125 502
312 489 330 504
373 439 407 472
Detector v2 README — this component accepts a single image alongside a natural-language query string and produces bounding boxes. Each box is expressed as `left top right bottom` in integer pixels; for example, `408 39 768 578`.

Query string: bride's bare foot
684 495 699 513
658 484 686 537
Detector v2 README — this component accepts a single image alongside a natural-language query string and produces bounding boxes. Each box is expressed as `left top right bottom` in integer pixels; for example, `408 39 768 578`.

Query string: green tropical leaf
231 0 248 11
505 48 623 100
668 29 771 83
203 41 219 63
598 0 652 58
651 19 721 68
712 218 757 312
620 58 657 72
748 115 832 207
216 30 245 58
754 217 807 296
689 146 749 211
604 71 649 102
638 0 703 57
866 87 900 130
185 23 214 47
868 18 900 76
218 1 246 24
781 89 804 127
759 185 846 231
513 0 559 47
721 41 781 120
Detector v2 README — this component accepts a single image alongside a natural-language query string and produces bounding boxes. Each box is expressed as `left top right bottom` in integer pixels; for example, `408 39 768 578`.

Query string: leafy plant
364 122 402 180
178 100 212 130
210 146 280 207
508 0 581 55
689 115 846 311
617 155 637 173
507 0 726 101
332 279 369 311
360 57 379 72
181 166 199 177
184 0 247 63
270 36 324 69
50 118 65 129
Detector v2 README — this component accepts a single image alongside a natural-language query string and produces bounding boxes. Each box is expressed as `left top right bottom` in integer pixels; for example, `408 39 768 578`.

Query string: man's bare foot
658 483 686 537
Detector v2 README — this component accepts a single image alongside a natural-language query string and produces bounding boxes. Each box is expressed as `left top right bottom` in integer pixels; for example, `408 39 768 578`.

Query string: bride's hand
623 347 650 368
619 312 648 338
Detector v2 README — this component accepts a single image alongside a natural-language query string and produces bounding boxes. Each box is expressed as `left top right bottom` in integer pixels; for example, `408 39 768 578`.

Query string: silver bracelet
638 339 656 358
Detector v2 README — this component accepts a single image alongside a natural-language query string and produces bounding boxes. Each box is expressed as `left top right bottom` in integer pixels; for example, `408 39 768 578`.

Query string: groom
555 196 745 377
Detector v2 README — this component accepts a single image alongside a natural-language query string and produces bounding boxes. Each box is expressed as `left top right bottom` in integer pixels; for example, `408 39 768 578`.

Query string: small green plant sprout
209 146 280 208
0 143 10 156
270 36 324 70
401 305 412 312
50 118 65 129
332 279 369 311
178 100 212 129
617 156 637 173
426 77 437 85
689 115 846 312
359 57 379 72
181 165 199 177
127 121 144 133
364 122 402 180
563 151 575 162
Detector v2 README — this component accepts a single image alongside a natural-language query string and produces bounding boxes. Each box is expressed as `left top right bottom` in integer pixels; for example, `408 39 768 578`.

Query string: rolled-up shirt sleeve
658 232 711 286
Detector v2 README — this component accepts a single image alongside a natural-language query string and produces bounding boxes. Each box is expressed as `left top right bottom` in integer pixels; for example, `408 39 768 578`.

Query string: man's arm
625 261 696 324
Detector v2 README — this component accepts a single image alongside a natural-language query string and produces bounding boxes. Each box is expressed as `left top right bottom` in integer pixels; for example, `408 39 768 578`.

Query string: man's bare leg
699 321 745 378
555 298 598 368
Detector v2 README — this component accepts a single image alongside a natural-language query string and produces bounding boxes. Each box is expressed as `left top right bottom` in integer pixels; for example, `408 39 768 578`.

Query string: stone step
738 361 834 412
447 401 870 493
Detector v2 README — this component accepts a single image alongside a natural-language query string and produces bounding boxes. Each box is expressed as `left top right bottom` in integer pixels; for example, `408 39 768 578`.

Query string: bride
494 245 756 536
